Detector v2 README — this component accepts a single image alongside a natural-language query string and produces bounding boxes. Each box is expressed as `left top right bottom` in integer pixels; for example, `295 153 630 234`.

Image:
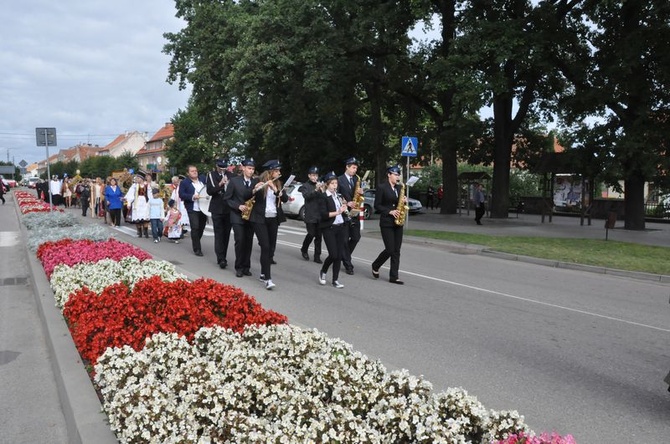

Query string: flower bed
16 191 575 443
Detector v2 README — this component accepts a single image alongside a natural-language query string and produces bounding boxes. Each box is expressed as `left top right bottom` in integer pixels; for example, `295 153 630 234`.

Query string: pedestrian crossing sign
401 136 418 157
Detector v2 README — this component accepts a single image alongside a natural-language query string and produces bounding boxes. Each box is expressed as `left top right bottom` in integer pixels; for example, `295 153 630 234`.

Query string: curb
480 250 670 283
15 204 118 443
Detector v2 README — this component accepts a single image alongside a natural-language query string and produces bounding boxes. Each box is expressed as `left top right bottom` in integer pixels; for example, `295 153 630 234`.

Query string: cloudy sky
0 0 191 167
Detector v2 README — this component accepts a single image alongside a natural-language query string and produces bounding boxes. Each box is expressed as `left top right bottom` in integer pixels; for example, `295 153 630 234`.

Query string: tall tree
455 0 579 218
557 0 670 229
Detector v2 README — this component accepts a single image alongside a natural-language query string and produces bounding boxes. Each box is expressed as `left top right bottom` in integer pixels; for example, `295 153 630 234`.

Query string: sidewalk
0 191 116 444
2 193 669 443
403 207 670 248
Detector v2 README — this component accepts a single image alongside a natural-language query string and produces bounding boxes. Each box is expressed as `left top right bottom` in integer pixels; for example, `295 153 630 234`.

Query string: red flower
63 276 287 365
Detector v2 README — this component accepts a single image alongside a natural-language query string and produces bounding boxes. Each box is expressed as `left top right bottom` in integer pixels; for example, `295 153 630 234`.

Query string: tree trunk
490 95 514 218
439 128 459 214
623 174 646 230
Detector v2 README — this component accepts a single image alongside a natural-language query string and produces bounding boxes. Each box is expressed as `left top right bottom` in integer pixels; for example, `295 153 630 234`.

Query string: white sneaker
318 272 326 285
154 239 159 243
332 281 344 289
265 280 275 290
259 274 267 283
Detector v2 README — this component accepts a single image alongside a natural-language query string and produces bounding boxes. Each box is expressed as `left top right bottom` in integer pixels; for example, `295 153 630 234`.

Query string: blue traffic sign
401 136 418 157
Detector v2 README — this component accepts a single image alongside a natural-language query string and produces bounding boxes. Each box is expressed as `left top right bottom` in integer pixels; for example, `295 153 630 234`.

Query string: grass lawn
405 230 670 276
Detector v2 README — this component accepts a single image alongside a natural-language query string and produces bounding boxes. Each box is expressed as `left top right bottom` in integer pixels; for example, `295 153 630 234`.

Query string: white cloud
0 0 190 165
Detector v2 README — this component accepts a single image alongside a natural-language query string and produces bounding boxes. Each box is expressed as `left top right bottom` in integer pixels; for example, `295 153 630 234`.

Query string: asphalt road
86 215 670 442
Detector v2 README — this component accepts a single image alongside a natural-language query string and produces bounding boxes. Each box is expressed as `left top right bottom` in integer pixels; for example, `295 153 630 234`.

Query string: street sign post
36 127 57 211
400 136 419 228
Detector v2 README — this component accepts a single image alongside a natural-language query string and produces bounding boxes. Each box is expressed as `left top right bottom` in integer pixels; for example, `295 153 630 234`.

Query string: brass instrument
349 171 369 217
395 181 409 226
241 176 280 220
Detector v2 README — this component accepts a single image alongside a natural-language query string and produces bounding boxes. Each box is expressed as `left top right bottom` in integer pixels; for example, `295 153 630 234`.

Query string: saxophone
349 173 366 217
241 177 278 220
241 195 255 220
395 181 409 226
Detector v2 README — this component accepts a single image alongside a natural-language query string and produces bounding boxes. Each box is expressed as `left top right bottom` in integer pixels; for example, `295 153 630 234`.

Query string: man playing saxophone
371 165 407 285
337 157 362 275
223 158 258 278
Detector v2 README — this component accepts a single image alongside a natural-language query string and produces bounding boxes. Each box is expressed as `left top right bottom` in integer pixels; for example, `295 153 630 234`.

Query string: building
135 123 174 175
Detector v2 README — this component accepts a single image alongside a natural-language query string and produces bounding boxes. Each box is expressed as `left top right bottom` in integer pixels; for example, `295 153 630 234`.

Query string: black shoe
390 279 404 285
314 257 322 264
218 260 228 269
242 270 252 276
345 268 354 275
301 251 309 260
194 250 203 256
236 270 244 277
476 221 482 225
372 266 379 279
271 259 277 265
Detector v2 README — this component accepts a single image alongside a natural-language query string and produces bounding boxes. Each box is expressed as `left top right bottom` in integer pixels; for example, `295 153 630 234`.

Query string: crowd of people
34 157 411 291
170 157 409 290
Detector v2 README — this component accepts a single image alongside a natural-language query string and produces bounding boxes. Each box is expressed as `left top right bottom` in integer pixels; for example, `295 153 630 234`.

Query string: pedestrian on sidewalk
473 182 486 225
426 184 435 210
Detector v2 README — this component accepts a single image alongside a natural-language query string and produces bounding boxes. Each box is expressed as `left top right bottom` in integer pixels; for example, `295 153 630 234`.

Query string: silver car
362 189 423 220
281 182 306 220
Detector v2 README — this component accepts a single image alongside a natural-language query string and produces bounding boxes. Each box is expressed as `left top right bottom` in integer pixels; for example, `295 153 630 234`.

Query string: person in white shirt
317 172 349 289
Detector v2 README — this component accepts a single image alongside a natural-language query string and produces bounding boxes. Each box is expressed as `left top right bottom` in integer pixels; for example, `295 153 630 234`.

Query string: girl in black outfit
317 172 349 289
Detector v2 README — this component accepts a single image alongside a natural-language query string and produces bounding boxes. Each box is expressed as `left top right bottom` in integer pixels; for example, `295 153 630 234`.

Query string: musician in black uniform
371 165 406 285
223 158 258 277
206 158 233 269
299 166 323 263
318 171 348 289
249 160 288 290
337 157 362 275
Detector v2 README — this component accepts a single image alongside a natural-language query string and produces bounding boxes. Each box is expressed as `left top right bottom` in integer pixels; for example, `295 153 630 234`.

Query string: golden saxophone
395 181 409 226
349 172 368 217
241 176 279 220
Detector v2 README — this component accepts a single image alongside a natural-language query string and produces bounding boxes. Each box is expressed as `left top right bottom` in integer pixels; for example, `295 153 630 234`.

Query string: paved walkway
2 191 669 443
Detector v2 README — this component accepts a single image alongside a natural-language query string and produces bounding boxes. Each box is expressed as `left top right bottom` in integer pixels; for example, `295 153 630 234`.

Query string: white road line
398 269 670 333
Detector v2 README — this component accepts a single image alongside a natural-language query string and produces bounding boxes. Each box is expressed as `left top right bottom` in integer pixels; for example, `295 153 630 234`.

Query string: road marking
398 269 670 333
0 232 20 247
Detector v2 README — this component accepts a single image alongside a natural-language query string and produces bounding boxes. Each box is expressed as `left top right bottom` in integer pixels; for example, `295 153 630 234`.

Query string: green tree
453 0 580 218
557 0 670 230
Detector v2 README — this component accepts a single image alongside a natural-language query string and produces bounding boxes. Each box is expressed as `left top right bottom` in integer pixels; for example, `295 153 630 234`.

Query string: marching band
117 156 408 291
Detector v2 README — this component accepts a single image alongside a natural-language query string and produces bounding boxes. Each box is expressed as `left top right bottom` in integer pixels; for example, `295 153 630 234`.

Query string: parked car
27 177 40 189
362 188 423 220
281 182 305 220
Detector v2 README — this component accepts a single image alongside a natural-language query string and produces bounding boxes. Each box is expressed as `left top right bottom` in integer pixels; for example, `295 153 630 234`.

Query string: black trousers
187 210 208 253
109 208 122 227
372 225 403 280
321 224 346 282
252 217 279 279
475 203 485 222
301 222 322 258
81 198 89 216
342 218 361 270
211 211 232 264
232 221 254 272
